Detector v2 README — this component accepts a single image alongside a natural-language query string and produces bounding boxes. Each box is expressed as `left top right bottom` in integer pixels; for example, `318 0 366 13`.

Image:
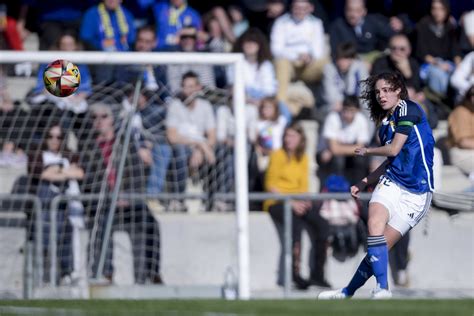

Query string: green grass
0 299 473 316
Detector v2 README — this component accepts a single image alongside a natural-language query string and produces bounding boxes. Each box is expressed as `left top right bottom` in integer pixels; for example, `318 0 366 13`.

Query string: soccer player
318 72 434 299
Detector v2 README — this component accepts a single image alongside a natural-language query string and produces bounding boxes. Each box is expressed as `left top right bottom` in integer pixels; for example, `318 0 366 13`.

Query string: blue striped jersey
378 99 435 193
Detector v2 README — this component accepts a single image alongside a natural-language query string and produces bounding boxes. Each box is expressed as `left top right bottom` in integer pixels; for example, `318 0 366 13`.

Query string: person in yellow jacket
265 122 331 290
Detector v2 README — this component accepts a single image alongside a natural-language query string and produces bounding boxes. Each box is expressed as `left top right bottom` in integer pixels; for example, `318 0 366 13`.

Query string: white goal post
0 50 250 299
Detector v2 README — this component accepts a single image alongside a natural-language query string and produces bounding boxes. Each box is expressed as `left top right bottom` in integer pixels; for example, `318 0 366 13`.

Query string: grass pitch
0 299 472 316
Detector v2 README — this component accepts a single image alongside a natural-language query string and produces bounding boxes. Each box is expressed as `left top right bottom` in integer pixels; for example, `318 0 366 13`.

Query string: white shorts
369 176 432 236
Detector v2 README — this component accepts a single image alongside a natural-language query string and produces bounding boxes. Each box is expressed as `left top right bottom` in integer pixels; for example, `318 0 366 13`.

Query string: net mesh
0 59 237 298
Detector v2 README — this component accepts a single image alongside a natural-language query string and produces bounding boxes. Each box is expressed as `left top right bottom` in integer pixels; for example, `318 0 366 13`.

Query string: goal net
0 51 249 299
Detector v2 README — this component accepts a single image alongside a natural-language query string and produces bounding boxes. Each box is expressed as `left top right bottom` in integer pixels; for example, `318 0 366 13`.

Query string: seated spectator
0 71 27 168
153 0 201 50
213 104 236 212
450 52 474 104
329 0 397 64
316 95 371 186
254 97 288 172
80 103 163 284
201 11 232 53
122 87 171 207
0 66 34 159
165 71 216 212
447 86 474 190
228 27 291 123
265 122 331 289
0 3 23 51
28 123 85 284
17 0 91 50
28 33 92 115
270 0 328 104
165 27 219 94
228 5 249 39
414 0 461 99
80 0 136 83
372 34 422 92
116 25 169 93
321 42 369 114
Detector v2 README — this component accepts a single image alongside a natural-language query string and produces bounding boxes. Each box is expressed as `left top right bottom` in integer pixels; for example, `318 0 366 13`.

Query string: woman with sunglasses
28 123 85 284
319 72 434 299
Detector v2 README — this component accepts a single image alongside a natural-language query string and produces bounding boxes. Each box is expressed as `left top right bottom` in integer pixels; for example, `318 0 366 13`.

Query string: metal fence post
283 198 292 298
49 206 57 286
34 197 43 289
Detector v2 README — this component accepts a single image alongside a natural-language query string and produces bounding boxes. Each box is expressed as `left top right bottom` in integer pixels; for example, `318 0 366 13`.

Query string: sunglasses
47 134 63 140
390 46 407 52
180 34 196 40
92 113 109 120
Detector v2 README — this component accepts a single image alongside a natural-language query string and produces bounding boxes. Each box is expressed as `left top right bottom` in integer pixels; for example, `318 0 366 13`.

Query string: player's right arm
351 159 389 199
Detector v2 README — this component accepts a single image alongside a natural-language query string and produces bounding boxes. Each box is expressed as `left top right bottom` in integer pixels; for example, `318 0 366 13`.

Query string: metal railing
5 190 466 298
48 192 372 298
0 194 42 299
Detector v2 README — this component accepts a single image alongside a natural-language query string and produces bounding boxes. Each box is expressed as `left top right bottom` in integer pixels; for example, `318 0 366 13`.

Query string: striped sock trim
367 235 386 247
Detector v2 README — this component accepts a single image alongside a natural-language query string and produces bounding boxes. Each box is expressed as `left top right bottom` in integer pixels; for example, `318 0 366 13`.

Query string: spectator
321 42 369 114
0 71 28 169
265 122 331 289
254 97 288 172
165 71 216 212
213 103 236 212
447 86 474 189
28 123 85 284
450 52 474 104
316 95 371 186
80 0 136 83
122 87 171 210
165 26 219 94
270 0 328 104
0 3 23 51
116 25 168 93
328 0 396 63
228 5 249 38
372 34 422 92
229 27 291 122
80 103 163 284
153 0 201 50
28 33 92 115
414 0 461 99
17 0 92 50
201 11 232 53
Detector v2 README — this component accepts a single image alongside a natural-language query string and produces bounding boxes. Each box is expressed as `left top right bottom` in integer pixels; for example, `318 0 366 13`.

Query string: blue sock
366 235 389 289
342 255 373 296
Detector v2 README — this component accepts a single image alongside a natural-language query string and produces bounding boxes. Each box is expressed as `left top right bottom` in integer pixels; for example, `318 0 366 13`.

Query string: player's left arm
356 102 422 157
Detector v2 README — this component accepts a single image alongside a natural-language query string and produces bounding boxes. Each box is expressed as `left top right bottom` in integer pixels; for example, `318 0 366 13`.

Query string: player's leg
318 224 402 299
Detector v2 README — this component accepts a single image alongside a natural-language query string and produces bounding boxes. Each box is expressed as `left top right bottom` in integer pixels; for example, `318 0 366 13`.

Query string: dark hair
360 72 408 124
41 121 65 151
283 121 306 161
431 0 451 23
259 96 280 121
335 42 357 60
342 95 360 109
181 71 200 84
232 27 272 66
137 25 156 37
461 85 474 108
53 31 81 50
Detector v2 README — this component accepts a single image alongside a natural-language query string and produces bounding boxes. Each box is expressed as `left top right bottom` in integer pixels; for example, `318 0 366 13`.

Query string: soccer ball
43 59 81 97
